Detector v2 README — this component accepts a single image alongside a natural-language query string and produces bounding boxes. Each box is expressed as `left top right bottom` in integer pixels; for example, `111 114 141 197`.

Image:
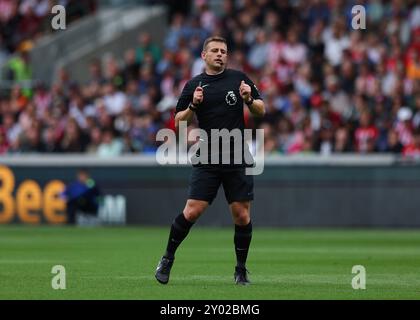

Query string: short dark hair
77 168 90 175
202 36 227 51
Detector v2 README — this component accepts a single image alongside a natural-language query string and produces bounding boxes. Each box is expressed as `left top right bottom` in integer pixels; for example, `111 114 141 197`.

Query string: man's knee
230 202 251 225
183 200 208 222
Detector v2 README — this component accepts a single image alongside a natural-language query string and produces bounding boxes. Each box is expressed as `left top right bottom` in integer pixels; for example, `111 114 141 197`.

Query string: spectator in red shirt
394 107 414 147
403 129 420 159
354 111 379 153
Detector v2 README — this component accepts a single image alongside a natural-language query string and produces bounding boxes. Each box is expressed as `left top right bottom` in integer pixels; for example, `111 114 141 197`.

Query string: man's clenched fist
239 80 251 102
193 86 203 105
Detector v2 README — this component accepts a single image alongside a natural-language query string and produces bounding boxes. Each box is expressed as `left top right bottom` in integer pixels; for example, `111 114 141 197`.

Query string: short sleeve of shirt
242 73 262 101
175 80 194 114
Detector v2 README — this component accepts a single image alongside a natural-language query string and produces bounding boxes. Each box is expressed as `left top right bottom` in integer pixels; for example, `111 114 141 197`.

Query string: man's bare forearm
175 107 196 130
248 99 265 117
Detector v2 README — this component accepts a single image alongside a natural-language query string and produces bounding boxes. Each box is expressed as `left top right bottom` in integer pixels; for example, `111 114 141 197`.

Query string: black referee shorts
188 166 254 204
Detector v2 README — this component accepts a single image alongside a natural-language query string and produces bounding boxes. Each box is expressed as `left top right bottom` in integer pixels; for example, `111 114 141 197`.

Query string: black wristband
188 102 198 112
245 96 254 106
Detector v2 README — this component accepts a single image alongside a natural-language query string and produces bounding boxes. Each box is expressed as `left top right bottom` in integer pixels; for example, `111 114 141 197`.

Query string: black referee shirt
175 68 262 167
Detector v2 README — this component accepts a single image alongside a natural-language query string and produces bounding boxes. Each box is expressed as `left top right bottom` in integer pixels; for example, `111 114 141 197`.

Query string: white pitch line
0 260 94 264
198 247 420 255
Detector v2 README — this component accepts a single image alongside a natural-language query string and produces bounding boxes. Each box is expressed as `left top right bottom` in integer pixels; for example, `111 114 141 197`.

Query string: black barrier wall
1 157 420 227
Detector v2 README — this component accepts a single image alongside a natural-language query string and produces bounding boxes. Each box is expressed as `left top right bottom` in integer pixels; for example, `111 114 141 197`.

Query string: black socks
163 214 252 269
234 222 252 269
164 213 194 259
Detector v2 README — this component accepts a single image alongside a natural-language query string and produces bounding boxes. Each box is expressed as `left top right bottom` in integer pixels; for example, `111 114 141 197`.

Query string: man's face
77 171 89 183
202 41 227 71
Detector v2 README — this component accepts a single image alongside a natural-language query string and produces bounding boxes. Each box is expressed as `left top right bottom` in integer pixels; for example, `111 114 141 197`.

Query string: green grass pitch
0 226 419 300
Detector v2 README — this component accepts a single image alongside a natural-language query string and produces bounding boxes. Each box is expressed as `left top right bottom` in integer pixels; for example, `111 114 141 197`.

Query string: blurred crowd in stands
1 0 420 158
0 0 96 54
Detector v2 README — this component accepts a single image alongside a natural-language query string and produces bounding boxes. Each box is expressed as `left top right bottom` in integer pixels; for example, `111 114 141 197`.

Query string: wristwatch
188 102 199 112
245 96 254 106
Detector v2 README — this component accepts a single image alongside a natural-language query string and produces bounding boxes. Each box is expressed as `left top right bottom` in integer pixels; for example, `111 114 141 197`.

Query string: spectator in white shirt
323 19 350 67
103 82 127 116
282 29 307 67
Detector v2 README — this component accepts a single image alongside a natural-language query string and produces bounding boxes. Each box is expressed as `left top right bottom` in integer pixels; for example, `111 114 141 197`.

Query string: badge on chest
225 91 238 106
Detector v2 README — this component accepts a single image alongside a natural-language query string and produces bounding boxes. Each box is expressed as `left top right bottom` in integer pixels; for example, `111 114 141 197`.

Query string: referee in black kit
155 36 265 285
